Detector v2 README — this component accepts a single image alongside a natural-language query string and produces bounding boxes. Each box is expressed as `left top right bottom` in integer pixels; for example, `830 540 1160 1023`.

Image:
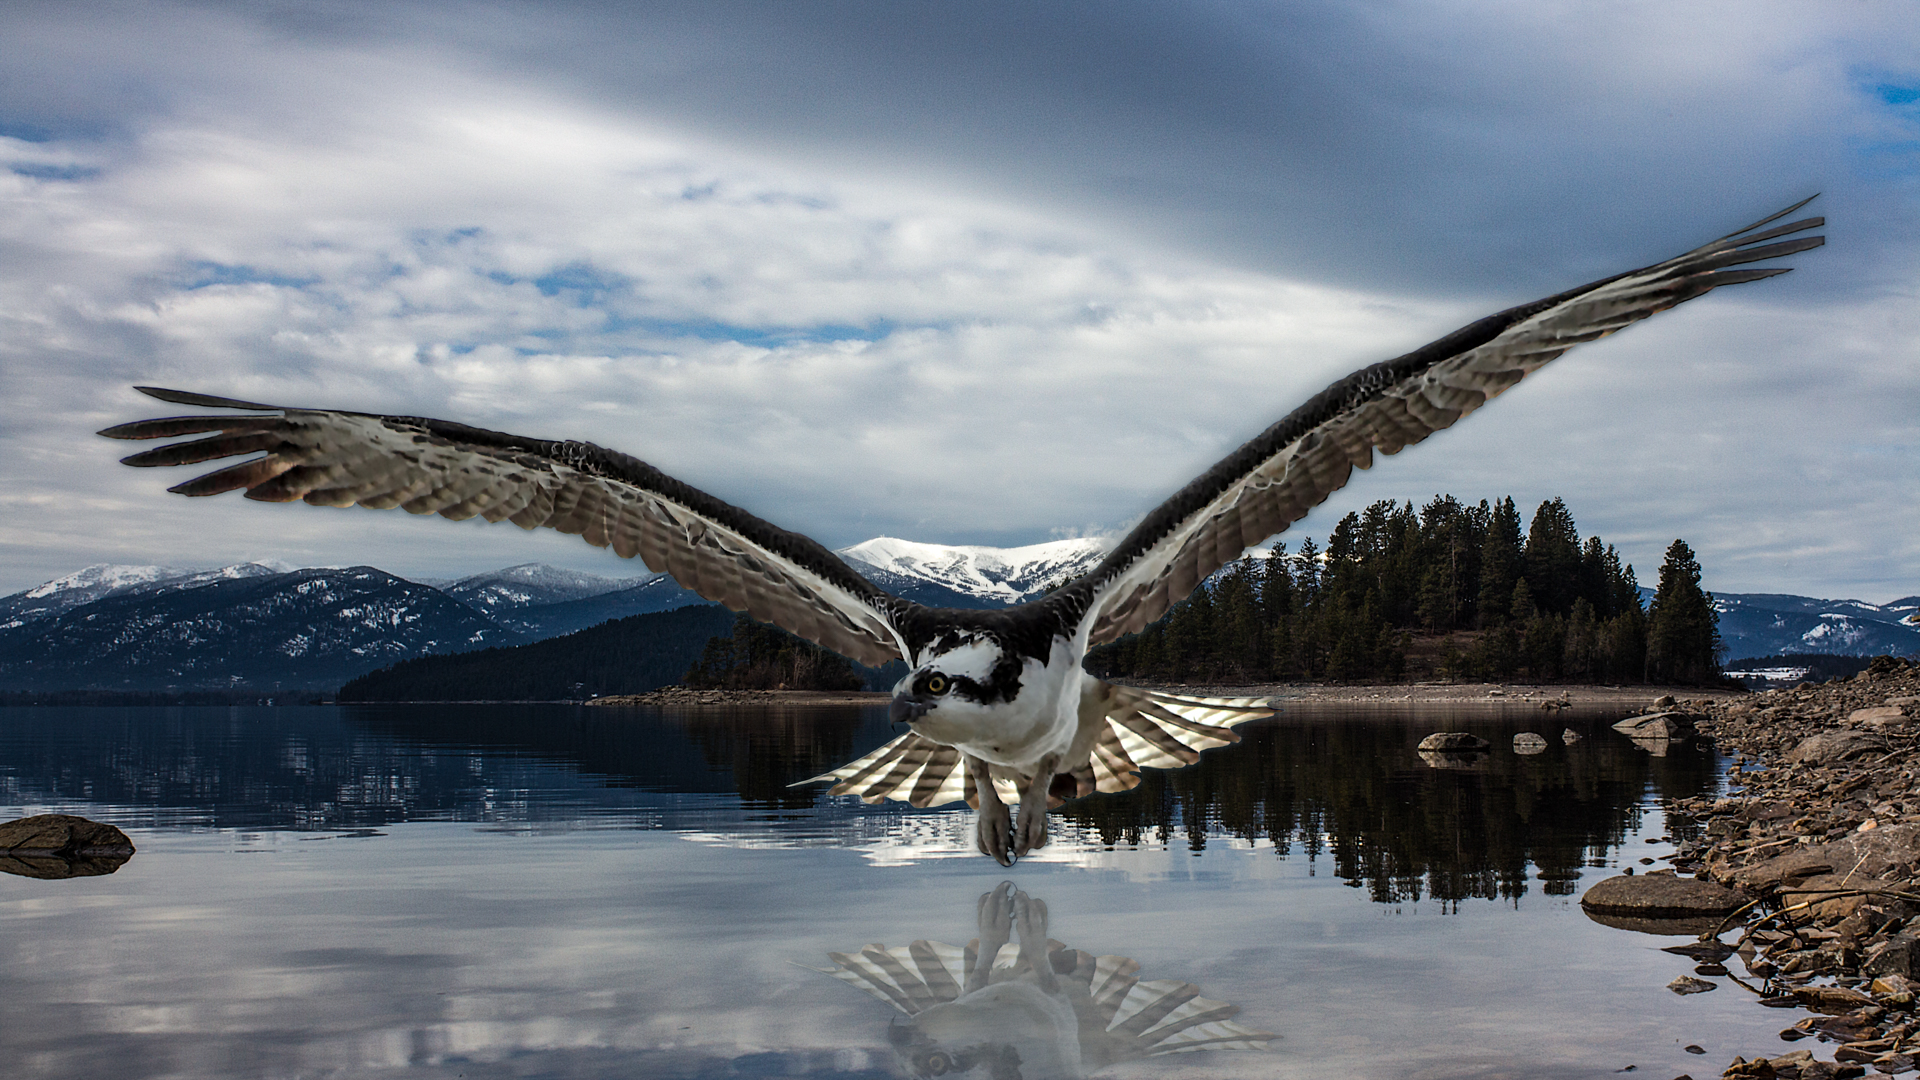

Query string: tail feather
1080 681 1272 795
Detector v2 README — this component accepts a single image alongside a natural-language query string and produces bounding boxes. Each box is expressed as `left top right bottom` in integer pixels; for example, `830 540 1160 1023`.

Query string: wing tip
133 386 279 411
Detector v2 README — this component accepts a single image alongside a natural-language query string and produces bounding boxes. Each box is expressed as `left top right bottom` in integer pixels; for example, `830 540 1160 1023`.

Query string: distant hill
1715 593 1920 660
338 604 738 701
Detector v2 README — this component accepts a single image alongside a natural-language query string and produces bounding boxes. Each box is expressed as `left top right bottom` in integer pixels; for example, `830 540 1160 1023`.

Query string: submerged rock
0 814 135 879
1513 732 1549 754
1668 975 1717 994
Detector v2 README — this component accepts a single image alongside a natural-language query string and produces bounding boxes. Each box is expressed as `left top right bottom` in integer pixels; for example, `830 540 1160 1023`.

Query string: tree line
1085 495 1723 685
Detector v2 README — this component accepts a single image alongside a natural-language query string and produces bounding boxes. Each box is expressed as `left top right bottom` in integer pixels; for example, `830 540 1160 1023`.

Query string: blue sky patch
532 263 632 305
9 162 100 181
603 315 900 346
1877 83 1920 107
181 262 317 290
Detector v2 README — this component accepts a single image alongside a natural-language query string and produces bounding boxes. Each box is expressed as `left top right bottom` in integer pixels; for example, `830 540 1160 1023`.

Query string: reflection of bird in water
102 202 1820 865
816 881 1272 1078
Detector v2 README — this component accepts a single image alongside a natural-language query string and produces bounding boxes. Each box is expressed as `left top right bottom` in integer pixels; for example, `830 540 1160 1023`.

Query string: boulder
1513 732 1548 754
1416 732 1489 751
0 814 135 880
1580 873 1745 919
1786 729 1886 766
1613 711 1697 738
1561 728 1582 744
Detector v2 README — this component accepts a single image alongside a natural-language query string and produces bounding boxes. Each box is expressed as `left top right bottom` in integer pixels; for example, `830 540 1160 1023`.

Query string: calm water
0 702 1791 1079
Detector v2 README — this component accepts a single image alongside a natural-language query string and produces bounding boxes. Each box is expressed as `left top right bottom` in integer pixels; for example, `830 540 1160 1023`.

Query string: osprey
100 199 1823 865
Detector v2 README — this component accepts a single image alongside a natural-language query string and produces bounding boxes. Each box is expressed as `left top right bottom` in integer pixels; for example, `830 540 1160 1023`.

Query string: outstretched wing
1065 198 1825 646
805 682 1271 807
98 388 913 666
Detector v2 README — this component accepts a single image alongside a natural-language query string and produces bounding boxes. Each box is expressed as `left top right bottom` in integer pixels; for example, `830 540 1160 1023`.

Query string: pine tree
1477 497 1523 627
1524 498 1582 615
1647 539 1721 685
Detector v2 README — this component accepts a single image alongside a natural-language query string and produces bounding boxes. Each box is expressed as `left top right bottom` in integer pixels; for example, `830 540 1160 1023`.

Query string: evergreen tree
1524 498 1582 615
1646 539 1721 684
1477 497 1523 627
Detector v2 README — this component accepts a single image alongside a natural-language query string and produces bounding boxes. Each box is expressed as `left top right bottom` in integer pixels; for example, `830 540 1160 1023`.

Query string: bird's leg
969 755 1014 867
1010 890 1058 993
969 880 1016 992
1013 751 1062 858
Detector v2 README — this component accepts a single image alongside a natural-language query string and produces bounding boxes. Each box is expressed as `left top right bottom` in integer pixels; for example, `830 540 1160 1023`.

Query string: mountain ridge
1 537 1911 694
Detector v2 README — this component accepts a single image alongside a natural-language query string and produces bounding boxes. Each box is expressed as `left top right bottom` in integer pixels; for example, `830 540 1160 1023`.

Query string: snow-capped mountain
442 563 643 615
0 562 283 631
1715 593 1920 660
835 536 1109 608
0 566 515 693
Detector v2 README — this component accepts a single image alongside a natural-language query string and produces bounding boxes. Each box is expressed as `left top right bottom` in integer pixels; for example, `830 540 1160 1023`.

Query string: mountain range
0 538 1108 694
0 536 1911 695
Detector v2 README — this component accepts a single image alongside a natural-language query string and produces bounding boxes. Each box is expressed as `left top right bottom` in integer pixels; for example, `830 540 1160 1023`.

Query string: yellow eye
925 674 948 694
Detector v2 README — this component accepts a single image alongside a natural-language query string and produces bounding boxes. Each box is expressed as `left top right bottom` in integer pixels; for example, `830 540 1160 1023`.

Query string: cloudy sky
2 1 1915 601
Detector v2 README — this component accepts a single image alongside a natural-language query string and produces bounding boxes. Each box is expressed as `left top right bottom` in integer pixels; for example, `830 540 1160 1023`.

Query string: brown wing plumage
98 387 911 666
1071 199 1825 646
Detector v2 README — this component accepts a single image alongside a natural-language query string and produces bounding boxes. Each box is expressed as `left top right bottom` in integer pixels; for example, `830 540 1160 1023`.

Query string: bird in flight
101 199 1822 864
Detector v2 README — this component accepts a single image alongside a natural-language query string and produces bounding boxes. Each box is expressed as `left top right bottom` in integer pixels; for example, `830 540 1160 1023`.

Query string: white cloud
0 1 1915 603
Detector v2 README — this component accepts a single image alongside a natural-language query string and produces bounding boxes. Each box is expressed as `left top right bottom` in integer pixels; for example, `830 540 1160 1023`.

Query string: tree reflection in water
0 702 1717 908
818 881 1271 1079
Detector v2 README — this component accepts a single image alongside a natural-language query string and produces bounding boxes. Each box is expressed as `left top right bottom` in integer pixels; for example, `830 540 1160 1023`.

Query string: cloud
0 1 1915 602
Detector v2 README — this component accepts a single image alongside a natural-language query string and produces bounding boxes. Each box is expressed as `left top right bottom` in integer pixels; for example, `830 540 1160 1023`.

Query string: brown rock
1847 706 1908 730
1614 711 1698 738
1786 730 1887 766
1580 873 1746 918
0 814 135 880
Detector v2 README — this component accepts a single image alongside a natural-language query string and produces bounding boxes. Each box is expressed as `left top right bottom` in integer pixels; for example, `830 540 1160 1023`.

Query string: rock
1581 874 1746 918
1863 934 1920 978
1513 732 1549 754
1654 694 1677 707
1417 732 1490 751
1562 728 1582 744
1614 711 1698 738
1668 975 1717 994
1785 729 1886 766
0 814 135 880
1846 706 1908 730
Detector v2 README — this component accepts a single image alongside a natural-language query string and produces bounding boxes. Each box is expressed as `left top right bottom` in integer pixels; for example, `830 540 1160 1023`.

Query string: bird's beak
890 694 933 725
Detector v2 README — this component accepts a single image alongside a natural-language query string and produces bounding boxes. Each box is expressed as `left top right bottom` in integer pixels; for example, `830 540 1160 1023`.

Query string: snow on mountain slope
0 562 282 630
835 536 1109 606
1715 593 1920 660
443 563 642 614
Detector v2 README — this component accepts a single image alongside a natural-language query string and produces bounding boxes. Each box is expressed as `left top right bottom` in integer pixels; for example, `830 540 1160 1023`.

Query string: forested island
1086 495 1722 686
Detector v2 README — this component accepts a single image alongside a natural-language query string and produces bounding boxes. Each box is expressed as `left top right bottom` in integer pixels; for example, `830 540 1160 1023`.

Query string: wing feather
1068 200 1823 645
102 390 913 665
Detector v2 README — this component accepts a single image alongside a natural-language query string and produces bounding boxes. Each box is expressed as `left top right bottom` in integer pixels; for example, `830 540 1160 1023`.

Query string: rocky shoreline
1621 656 1920 1080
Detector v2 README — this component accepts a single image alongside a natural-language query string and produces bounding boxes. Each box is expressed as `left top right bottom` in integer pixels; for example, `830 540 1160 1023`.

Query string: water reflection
820 881 1271 1079
0 702 1717 900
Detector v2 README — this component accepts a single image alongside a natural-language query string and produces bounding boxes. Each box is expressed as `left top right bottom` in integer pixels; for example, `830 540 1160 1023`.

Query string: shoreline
584 680 1737 709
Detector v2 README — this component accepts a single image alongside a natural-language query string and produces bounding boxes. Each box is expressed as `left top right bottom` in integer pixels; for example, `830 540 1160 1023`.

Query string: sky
1 1 1916 601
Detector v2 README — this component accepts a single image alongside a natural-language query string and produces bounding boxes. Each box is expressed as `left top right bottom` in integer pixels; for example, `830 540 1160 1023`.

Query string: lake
0 701 1791 1079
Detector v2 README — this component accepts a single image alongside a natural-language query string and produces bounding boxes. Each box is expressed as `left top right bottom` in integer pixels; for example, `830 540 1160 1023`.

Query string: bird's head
890 635 1026 727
